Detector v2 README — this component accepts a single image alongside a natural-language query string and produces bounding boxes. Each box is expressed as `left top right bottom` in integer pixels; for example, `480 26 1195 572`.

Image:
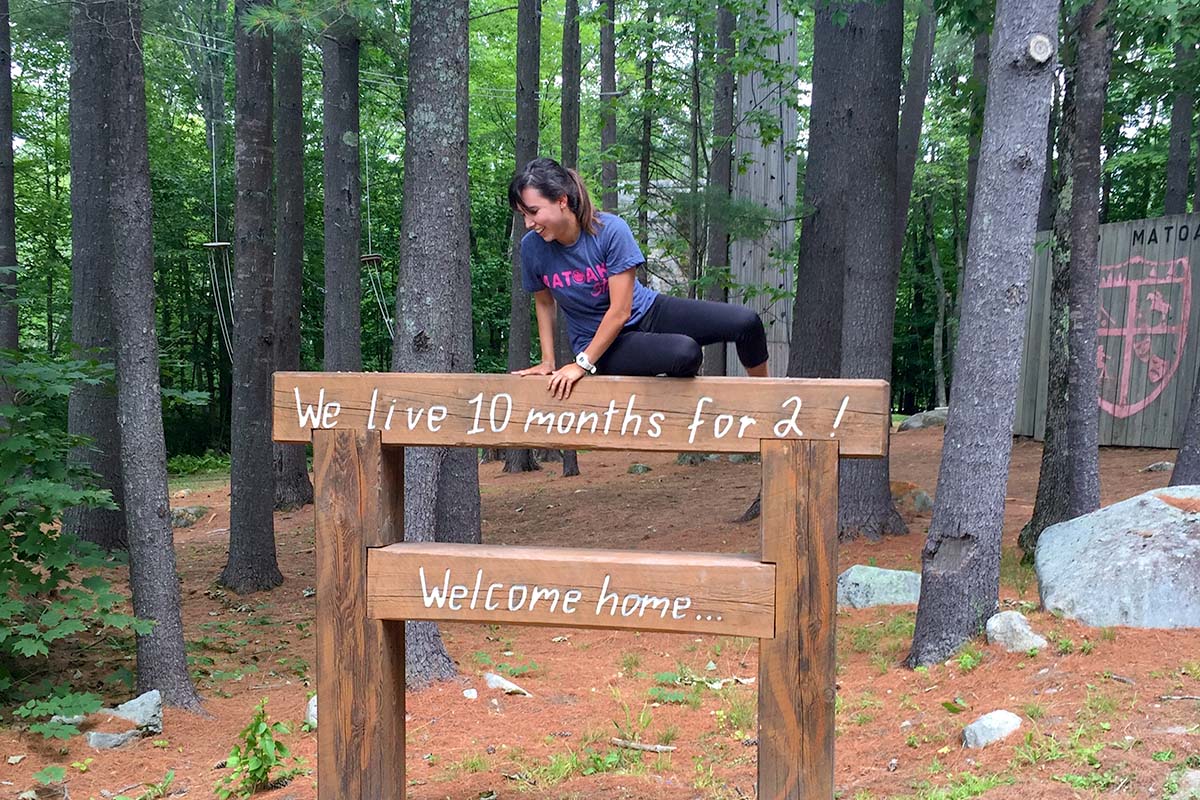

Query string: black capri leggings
595 295 768 378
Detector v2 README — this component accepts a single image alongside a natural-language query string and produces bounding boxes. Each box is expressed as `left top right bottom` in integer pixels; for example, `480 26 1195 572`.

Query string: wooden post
313 430 407 800
757 439 838 799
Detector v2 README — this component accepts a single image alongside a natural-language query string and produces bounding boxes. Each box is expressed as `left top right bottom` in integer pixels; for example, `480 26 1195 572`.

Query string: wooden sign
367 542 776 638
273 372 890 455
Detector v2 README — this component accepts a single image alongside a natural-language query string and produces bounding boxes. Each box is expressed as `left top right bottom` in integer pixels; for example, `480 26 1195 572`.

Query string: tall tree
557 0 582 478
637 7 656 253
600 0 617 212
908 0 1058 664
222 0 282 593
322 12 361 371
922 195 949 408
1171 371 1200 485
393 0 477 684
107 0 202 709
0 0 15 383
836 0 905 541
1065 0 1110 518
504 0 541 474
273 35 313 510
702 4 735 375
964 30 990 239
894 0 938 257
1021 71 1074 559
64 0 126 551
1164 38 1194 215
789 0 849 379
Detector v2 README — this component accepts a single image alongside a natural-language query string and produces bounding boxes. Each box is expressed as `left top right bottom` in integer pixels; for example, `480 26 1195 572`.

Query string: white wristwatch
574 352 598 374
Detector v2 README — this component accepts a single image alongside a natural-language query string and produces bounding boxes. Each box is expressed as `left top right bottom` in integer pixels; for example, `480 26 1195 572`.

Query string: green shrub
214 698 307 798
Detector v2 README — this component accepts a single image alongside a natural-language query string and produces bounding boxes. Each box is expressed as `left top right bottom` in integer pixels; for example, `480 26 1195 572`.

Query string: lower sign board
366 542 776 638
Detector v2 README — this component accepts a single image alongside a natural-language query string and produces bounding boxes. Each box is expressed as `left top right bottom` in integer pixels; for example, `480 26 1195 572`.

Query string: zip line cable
362 134 395 340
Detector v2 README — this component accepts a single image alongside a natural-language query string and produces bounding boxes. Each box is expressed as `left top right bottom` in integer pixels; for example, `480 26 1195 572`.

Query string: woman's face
519 187 576 244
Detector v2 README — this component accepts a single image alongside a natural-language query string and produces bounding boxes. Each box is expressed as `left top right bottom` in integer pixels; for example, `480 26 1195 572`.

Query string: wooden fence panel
1015 213 1200 448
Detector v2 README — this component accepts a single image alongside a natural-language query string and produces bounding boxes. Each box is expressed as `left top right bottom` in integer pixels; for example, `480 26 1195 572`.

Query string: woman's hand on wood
548 363 587 400
513 362 554 376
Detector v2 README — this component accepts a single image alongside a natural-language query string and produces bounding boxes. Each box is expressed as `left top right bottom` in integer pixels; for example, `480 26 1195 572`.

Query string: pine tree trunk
702 4 734 376
222 0 282 594
1065 0 1109 518
637 7 655 255
322 15 361 371
688 23 702 295
0 0 16 378
1036 79 1059 231
923 196 948 408
505 0 541 474
907 0 1058 665
1171 370 1200 484
837 0 906 541
107 0 202 710
64 0 126 551
790 0 849 379
1164 39 1194 216
559 0 582 477
272 37 313 511
894 0 937 256
600 0 617 212
964 31 990 238
394 0 477 684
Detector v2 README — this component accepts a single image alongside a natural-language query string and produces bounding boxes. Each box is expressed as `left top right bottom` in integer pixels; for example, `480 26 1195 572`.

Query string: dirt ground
4 427 1200 800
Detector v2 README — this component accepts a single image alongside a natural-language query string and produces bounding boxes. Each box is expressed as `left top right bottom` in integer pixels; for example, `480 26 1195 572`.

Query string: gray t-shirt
520 212 659 354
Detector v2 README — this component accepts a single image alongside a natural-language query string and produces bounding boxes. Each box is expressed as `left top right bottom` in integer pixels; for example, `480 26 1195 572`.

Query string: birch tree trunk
908 0 1058 665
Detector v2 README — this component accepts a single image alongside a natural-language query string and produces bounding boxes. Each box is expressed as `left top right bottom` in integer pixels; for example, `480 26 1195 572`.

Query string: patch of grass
619 651 641 673
1013 730 1066 765
719 690 755 736
657 725 679 746
1099 627 1116 642
910 772 1013 799
1181 660 1200 680
1055 638 1075 655
851 712 874 726
1021 702 1046 721
496 659 540 677
1000 547 1035 597
1051 772 1120 790
445 753 489 775
869 653 891 675
1153 749 1176 762
955 644 983 673
647 685 701 707
1079 639 1094 655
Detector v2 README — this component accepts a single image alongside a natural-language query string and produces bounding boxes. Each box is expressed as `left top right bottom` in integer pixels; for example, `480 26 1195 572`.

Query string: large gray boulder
1035 487 1200 628
836 565 921 608
897 407 949 432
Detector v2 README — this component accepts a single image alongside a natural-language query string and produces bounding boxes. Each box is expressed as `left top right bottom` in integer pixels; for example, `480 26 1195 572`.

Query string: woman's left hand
548 363 588 400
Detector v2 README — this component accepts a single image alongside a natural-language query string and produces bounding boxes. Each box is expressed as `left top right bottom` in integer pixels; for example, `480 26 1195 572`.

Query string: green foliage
0 353 148 732
166 449 230 475
214 698 308 799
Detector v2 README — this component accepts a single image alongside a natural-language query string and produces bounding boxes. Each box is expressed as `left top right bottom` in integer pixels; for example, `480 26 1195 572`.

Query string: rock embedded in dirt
170 505 210 528
1139 461 1175 473
985 611 1048 652
1177 769 1200 798
897 407 948 432
1036 487 1200 628
108 690 163 734
836 565 921 608
627 463 651 475
87 730 139 750
484 672 532 696
962 710 1021 748
305 695 318 728
891 481 934 515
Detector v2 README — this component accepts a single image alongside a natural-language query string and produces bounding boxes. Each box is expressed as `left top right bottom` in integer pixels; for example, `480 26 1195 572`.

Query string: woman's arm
513 289 558 376
547 269 637 399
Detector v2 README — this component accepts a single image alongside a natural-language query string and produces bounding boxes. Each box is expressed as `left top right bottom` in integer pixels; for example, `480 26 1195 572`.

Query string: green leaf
33 765 66 784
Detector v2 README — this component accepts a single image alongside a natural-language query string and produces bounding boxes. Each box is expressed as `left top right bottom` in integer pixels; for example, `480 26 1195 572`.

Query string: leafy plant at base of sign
0 353 151 737
214 698 308 799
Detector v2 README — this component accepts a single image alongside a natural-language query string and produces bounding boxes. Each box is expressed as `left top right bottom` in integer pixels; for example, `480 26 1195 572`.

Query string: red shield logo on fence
1097 256 1191 418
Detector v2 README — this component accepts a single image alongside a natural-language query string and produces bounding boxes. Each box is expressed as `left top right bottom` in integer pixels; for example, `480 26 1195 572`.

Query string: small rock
898 407 949 431
887 758 898 772
170 505 210 528
48 714 85 726
484 672 532 696
463 689 478 701
7 755 25 765
985 611 1048 653
88 730 139 750
1176 770 1200 799
109 690 163 733
963 710 1022 748
837 565 921 608
728 453 760 464
627 463 651 475
1140 461 1175 473
171 489 191 499
305 695 318 728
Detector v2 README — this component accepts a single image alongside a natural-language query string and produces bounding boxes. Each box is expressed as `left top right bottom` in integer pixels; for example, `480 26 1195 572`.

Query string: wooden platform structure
273 372 891 800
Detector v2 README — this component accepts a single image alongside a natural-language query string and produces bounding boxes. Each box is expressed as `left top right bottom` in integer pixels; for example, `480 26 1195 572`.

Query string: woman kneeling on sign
509 157 769 400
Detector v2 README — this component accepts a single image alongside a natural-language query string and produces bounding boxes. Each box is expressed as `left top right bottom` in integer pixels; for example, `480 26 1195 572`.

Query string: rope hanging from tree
204 113 234 360
362 134 394 340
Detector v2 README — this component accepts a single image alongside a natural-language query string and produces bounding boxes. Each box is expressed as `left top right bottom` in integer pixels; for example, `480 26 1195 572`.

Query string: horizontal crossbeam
367 542 776 638
273 372 890 455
